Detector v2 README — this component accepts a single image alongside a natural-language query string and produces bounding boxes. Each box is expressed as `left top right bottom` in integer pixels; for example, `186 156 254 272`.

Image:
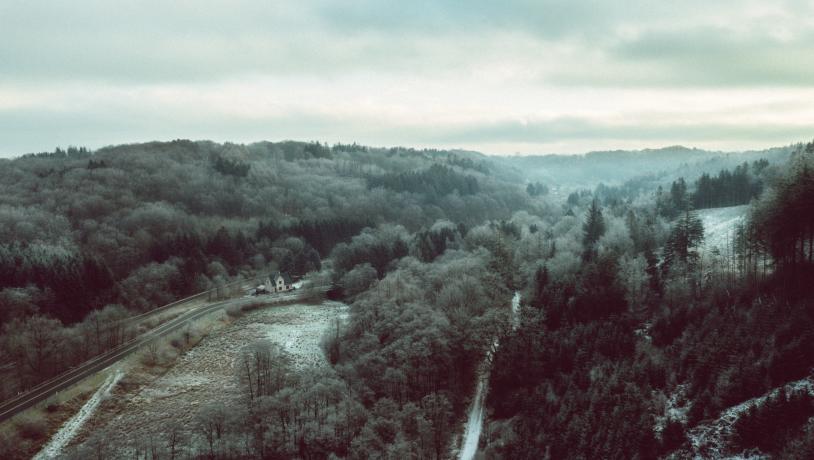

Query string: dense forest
1 138 813 459
485 142 814 459
0 140 528 413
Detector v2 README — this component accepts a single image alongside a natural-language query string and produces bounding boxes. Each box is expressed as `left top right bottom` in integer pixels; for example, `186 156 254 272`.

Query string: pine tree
532 265 549 309
582 199 606 261
663 210 704 275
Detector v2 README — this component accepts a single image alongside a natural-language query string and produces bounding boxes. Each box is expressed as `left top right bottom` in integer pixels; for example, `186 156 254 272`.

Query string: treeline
1 305 132 398
256 217 371 257
507 144 792 189
367 164 480 198
745 148 814 275
733 388 814 456
657 159 768 218
21 146 91 160
0 245 114 323
445 153 489 174
327 249 511 458
692 160 767 209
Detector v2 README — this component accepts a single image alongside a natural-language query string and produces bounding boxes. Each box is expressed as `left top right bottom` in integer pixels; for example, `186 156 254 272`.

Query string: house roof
270 271 292 284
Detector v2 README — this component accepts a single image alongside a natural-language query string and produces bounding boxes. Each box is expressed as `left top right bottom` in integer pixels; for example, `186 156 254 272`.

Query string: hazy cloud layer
1 0 813 156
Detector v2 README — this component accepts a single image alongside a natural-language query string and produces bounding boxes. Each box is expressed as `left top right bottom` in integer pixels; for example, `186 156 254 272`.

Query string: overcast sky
1 0 813 157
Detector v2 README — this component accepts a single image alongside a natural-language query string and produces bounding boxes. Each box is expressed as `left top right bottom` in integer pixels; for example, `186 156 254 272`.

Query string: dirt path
458 292 520 460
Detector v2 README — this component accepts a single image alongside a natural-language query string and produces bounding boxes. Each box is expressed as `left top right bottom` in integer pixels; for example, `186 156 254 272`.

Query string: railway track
0 286 326 423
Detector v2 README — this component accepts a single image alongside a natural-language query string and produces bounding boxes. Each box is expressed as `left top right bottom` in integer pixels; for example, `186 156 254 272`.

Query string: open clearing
698 205 748 254
67 300 348 457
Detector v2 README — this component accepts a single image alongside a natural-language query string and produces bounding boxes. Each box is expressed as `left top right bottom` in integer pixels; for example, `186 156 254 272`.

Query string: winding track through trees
459 291 520 460
0 287 327 423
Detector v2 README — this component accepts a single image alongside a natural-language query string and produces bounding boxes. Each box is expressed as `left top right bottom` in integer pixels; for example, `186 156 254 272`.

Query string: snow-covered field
264 301 348 369
67 300 348 457
698 205 748 255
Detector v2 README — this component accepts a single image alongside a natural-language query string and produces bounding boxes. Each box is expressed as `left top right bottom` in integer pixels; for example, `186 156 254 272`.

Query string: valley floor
64 300 348 458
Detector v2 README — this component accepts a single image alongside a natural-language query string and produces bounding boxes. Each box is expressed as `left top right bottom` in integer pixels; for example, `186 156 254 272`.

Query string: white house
266 271 293 293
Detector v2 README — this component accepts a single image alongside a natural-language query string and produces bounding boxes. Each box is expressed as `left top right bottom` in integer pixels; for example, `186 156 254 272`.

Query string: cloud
2 83 811 157
431 117 813 145
560 26 814 87
0 0 813 156
2 0 811 85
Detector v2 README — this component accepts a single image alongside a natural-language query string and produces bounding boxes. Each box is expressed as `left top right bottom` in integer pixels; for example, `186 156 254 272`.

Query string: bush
15 413 47 440
45 401 60 413
225 304 243 317
0 432 14 459
660 419 688 453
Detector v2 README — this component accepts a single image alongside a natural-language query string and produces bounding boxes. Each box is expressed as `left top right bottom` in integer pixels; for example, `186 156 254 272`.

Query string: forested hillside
506 145 792 188
1 139 812 459
0 140 528 401
485 141 814 459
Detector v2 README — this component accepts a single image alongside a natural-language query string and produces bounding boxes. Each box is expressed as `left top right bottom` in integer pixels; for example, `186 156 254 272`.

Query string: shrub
225 304 243 317
45 401 60 413
15 413 47 440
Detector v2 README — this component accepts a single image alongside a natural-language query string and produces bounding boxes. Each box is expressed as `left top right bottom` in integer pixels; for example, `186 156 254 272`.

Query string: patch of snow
511 291 521 331
698 205 748 256
262 301 348 370
34 370 124 460
666 384 691 422
460 376 487 460
654 383 690 435
635 321 653 342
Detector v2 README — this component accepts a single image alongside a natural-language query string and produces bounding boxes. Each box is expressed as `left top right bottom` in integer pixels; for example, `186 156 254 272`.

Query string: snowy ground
654 383 691 436
264 301 348 369
459 373 488 460
697 205 748 255
68 300 348 457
